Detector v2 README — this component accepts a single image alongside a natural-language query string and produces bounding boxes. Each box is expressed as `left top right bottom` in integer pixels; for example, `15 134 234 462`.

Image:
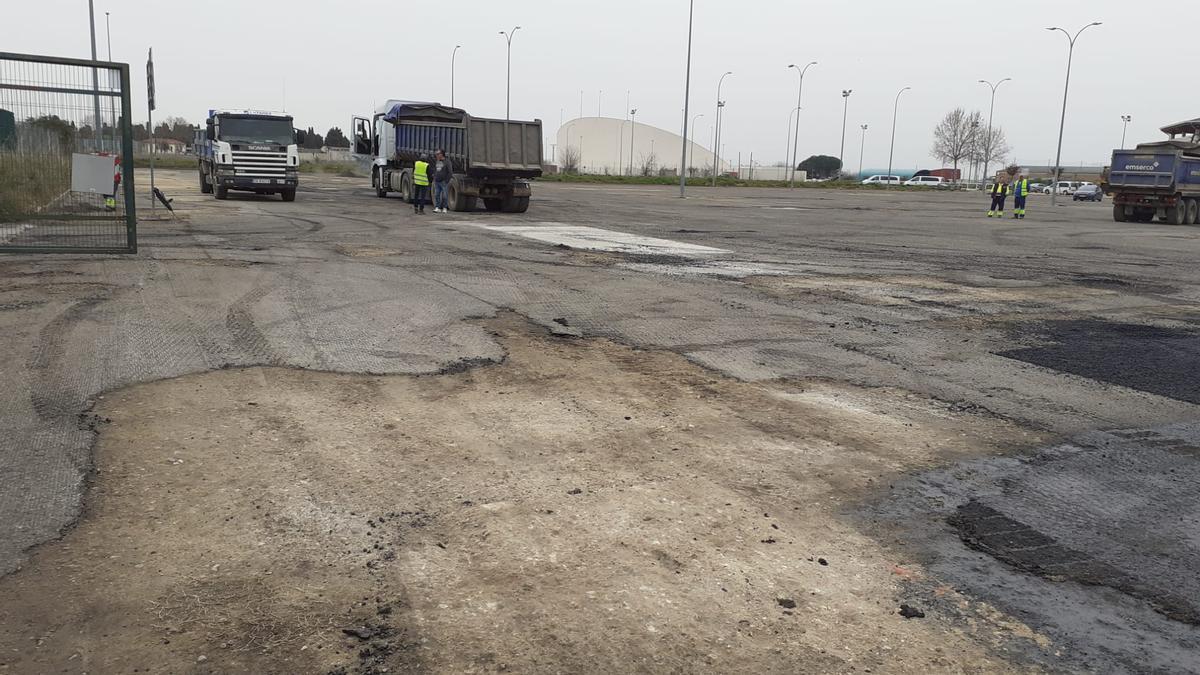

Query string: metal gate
0 52 136 254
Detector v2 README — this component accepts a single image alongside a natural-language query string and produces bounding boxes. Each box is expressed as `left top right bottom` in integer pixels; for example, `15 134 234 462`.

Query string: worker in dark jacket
432 149 453 213
987 179 1011 218
412 153 431 214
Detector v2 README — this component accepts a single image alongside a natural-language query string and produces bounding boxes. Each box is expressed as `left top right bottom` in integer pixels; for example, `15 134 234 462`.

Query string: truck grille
231 150 290 178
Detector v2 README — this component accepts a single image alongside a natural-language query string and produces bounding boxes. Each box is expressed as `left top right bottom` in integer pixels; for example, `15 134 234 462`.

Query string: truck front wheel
199 166 212 194
281 190 296 202
215 184 228 200
375 170 388 198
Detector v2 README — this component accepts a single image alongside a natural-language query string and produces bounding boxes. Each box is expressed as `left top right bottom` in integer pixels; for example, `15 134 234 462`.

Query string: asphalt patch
999 319 1200 404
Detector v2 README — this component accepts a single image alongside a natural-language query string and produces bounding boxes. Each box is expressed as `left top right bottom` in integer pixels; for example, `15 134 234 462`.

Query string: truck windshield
218 117 294 145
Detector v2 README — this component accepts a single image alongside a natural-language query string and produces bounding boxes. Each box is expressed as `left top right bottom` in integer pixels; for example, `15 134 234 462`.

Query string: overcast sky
4 0 1195 170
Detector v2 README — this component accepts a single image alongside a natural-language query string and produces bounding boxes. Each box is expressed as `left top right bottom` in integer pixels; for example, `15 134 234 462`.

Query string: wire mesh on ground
0 52 136 253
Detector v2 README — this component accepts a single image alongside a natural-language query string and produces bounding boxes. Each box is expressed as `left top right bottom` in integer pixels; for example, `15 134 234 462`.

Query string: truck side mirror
295 129 307 145
205 121 214 140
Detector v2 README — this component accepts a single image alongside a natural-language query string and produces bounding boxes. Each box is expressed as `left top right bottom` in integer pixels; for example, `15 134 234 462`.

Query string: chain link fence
0 52 136 253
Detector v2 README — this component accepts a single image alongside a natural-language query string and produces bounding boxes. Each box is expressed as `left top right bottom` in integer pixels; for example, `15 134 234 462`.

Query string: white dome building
554 117 731 176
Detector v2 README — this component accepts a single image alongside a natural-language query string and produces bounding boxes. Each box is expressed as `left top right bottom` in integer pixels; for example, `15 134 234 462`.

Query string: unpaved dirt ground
0 314 1046 674
3 172 1200 673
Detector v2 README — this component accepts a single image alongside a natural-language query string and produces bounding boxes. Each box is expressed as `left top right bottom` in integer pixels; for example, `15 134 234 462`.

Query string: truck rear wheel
1166 201 1186 225
502 196 530 213
1186 198 1199 225
448 181 475 212
483 198 503 212
1112 203 1127 222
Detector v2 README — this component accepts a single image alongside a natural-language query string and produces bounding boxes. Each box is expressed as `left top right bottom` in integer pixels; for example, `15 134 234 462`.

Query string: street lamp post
1120 114 1132 148
678 0 695 197
451 45 461 107
689 113 704 176
499 26 521 119
887 86 911 188
858 124 868 180
787 61 817 187
104 10 115 152
978 77 1011 189
629 108 638 176
87 0 102 153
784 108 800 180
712 71 732 186
839 89 852 177
1047 21 1102 206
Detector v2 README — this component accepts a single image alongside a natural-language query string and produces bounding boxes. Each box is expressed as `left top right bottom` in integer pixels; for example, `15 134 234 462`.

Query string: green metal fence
0 52 136 254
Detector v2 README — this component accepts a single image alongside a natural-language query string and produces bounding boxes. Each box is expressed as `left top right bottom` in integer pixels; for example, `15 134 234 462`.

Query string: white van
903 176 948 187
862 175 902 186
1043 181 1089 195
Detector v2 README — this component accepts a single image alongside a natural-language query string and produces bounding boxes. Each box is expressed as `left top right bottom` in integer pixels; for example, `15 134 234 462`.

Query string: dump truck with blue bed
351 101 542 213
1105 118 1200 224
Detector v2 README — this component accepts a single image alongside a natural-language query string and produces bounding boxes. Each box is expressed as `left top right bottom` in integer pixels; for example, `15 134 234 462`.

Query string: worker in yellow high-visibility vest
987 180 1011 218
412 153 431 214
1012 176 1031 219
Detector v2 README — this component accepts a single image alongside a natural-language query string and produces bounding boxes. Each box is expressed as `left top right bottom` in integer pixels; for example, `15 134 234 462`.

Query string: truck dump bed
385 103 542 178
1108 148 1200 193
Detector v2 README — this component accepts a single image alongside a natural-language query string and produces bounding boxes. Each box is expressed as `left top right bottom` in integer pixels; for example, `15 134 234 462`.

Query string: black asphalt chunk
999 320 1200 404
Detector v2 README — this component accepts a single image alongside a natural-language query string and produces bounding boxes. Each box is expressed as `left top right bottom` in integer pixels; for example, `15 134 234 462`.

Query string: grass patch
0 152 71 222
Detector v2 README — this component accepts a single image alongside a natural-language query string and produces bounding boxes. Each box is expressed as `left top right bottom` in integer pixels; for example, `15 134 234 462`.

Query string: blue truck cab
1106 118 1200 224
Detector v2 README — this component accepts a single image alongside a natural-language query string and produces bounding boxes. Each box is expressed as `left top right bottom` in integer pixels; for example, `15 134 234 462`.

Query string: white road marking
472 223 729 256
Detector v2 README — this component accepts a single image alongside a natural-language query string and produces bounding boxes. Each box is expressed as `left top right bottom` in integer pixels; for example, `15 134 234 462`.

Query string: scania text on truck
1105 118 1200 225
195 110 304 201
351 101 542 212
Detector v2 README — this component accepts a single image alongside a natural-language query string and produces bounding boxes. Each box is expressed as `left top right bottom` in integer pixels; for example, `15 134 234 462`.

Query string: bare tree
931 108 983 171
969 126 1011 171
558 145 581 174
638 151 658 177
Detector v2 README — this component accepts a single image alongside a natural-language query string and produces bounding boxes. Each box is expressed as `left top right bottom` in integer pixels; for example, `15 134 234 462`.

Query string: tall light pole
689 113 704 176
499 26 521 119
678 0 694 197
598 89 602 117
104 10 115 152
978 78 1011 189
1047 22 1102 206
87 0 102 153
629 108 638 176
839 89 852 177
858 124 868 179
451 45 461 107
712 71 732 186
787 61 816 187
785 107 798 179
887 86 911 187
1120 114 1132 148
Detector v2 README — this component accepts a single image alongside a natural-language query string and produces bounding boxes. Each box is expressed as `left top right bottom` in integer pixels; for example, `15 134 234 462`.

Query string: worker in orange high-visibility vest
412 153 431 214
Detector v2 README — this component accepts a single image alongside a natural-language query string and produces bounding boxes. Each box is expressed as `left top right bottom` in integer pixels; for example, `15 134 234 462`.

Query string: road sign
146 48 155 112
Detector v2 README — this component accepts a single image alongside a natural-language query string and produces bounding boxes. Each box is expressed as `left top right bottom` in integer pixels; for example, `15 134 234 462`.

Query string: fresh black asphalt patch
866 422 1200 673
999 319 1200 404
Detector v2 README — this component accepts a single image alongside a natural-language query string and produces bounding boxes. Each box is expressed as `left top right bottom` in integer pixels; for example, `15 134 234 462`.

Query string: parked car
862 175 902 186
1030 182 1046 192
1043 180 1089 195
903 176 948 188
1073 184 1104 202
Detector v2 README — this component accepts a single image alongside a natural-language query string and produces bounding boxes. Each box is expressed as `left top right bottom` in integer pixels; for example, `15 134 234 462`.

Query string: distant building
556 117 730 176
136 138 186 155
